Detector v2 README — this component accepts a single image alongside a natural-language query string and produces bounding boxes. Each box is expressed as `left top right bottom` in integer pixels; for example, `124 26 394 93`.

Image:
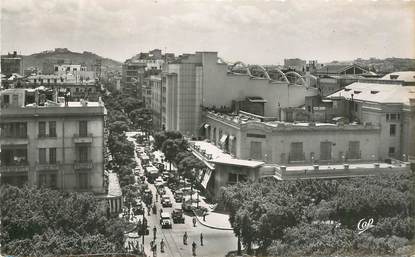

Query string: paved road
126 133 237 257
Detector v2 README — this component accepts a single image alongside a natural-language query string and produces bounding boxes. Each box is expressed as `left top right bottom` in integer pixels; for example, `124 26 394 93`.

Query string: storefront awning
201 169 213 189
220 134 228 144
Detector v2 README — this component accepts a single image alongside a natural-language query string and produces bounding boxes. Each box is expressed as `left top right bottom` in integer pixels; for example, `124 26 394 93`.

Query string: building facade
121 62 146 99
1 52 23 77
326 72 415 162
161 52 318 137
0 88 106 193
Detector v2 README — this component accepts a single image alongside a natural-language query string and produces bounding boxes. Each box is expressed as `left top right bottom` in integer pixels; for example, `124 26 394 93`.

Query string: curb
192 210 233 231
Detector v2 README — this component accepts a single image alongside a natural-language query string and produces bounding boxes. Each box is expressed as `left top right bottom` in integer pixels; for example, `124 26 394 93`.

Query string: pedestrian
203 211 207 222
192 241 197 256
150 240 154 249
200 233 204 246
160 239 165 253
183 232 188 245
153 225 157 240
147 205 151 216
193 216 197 227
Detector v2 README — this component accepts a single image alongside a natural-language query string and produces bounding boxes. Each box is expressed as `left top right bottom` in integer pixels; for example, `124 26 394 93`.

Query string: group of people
183 232 204 256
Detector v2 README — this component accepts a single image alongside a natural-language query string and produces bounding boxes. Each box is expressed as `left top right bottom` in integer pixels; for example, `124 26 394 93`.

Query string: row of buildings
125 51 414 198
0 54 122 214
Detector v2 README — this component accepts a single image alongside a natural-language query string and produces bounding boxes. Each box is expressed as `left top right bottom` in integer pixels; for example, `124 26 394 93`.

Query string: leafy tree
0 186 127 256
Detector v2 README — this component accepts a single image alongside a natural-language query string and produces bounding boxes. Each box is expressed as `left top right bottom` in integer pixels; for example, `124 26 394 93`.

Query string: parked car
172 208 185 223
157 186 166 196
161 195 173 207
160 212 172 228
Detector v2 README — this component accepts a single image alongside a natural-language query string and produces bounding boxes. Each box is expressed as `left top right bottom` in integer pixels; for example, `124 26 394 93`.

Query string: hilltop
21 48 122 72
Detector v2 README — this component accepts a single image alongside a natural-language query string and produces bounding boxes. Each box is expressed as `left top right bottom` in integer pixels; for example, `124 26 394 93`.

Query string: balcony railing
38 134 57 138
74 160 94 170
36 161 60 171
73 133 93 143
0 163 29 173
288 152 306 163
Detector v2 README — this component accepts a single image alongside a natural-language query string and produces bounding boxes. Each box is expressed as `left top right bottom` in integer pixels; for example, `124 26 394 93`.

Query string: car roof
161 212 171 217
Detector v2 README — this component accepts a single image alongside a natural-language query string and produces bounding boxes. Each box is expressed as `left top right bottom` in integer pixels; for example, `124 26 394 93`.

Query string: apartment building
121 61 146 99
1 51 23 77
0 88 106 194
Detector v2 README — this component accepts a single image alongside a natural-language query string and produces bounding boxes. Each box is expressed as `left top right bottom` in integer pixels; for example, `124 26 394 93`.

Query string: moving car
161 195 172 207
172 208 185 223
160 212 172 229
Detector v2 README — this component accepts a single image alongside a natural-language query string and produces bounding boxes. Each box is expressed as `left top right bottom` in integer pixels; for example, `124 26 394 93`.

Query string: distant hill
22 48 122 73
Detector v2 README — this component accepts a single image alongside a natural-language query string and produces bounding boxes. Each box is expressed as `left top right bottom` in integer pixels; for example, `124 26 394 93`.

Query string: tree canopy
220 174 414 256
0 186 127 256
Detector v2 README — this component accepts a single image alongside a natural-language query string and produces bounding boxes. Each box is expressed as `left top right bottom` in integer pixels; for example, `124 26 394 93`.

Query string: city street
126 132 237 257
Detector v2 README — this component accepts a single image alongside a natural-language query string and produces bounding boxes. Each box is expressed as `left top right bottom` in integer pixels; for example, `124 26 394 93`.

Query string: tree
161 139 179 172
0 186 127 256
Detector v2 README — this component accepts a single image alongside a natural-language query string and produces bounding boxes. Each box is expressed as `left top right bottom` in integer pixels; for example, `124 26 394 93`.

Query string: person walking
160 239 165 253
183 232 188 245
153 226 157 240
192 241 197 256
192 216 197 227
200 233 204 246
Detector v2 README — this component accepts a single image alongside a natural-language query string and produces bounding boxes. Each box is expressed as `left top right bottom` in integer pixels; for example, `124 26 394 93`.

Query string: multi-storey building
326 71 415 163
161 52 318 137
121 61 146 98
1 51 23 77
26 73 99 101
0 88 106 194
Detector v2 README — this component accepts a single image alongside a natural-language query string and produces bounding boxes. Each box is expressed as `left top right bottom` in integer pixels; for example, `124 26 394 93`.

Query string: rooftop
381 71 415 82
107 172 122 197
190 140 264 168
326 80 415 105
206 110 379 130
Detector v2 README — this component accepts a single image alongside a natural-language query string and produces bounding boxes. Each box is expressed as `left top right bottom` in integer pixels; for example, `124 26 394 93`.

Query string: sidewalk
194 211 233 230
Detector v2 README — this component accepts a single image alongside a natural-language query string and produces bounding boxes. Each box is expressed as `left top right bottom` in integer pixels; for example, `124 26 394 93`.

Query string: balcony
0 163 29 173
74 160 94 170
36 161 60 171
73 133 93 143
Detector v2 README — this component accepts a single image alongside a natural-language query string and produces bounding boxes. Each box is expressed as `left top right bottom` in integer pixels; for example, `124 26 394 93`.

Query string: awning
220 134 228 144
201 169 213 189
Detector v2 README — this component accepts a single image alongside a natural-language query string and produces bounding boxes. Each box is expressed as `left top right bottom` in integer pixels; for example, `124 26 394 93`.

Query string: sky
1 0 414 65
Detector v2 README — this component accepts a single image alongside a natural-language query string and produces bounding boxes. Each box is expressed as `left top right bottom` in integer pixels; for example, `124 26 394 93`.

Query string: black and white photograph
0 0 414 256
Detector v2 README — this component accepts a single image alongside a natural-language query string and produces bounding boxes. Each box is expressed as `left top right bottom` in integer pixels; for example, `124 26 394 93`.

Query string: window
320 142 332 161
228 173 237 184
39 121 46 137
390 124 396 136
249 141 262 160
79 120 88 136
390 113 397 120
78 146 88 162
348 141 361 159
39 174 47 187
39 148 47 164
79 173 89 189
388 147 395 156
290 142 304 161
49 148 56 164
49 121 56 137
